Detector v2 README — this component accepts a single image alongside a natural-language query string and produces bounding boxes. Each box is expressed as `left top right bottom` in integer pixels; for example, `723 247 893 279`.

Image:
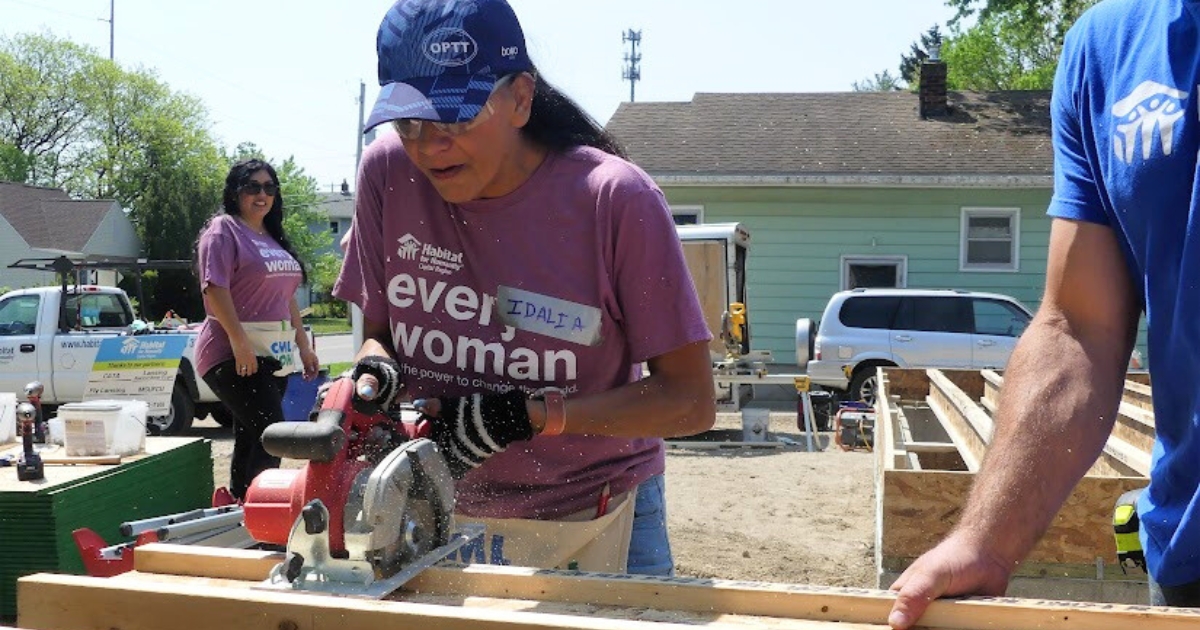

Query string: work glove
310 355 404 418
414 389 534 479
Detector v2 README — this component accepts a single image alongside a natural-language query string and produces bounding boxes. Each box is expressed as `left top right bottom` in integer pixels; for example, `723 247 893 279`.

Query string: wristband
533 387 567 436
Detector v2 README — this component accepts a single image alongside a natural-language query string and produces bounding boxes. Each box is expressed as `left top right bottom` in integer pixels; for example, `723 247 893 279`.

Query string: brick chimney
919 44 948 118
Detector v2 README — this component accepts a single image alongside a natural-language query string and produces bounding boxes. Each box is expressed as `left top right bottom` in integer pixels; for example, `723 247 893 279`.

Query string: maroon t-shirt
335 134 710 519
195 214 303 377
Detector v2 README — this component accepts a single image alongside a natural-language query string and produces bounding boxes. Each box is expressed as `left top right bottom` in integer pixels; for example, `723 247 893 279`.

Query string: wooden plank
927 369 994 444
877 368 929 401
903 441 960 454
681 240 729 359
1114 401 1155 455
937 369 986 401
925 394 982 472
879 469 1148 565
1123 380 1154 412
20 546 1200 630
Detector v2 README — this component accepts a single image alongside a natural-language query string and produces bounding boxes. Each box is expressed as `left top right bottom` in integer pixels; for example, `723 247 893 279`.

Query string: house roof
605 90 1053 185
0 182 118 252
318 191 355 219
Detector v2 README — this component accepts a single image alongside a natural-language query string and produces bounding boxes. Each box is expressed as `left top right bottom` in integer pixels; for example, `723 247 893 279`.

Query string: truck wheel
147 381 195 436
210 403 235 428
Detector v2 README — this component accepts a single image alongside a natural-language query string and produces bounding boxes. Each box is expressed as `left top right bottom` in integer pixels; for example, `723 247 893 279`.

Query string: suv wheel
849 362 894 406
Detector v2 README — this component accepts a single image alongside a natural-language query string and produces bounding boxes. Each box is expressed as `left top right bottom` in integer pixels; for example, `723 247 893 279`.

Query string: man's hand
414 389 534 478
887 531 1012 629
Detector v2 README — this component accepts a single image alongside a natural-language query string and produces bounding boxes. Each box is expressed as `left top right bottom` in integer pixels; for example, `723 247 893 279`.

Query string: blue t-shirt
1048 0 1200 586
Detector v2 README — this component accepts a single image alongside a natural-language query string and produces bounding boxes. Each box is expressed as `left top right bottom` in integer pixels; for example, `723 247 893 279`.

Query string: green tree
945 0 1099 47
852 69 904 92
941 10 1060 90
0 32 227 320
899 25 944 87
0 32 106 186
0 142 31 182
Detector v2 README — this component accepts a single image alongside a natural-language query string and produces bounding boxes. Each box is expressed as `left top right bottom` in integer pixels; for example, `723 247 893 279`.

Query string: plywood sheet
880 469 1147 565
681 241 728 358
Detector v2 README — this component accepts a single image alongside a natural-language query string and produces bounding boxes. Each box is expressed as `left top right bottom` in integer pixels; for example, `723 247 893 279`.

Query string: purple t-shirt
334 132 711 519
195 214 303 377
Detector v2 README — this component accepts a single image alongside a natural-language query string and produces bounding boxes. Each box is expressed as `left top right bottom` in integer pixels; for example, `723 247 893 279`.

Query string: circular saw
242 377 483 598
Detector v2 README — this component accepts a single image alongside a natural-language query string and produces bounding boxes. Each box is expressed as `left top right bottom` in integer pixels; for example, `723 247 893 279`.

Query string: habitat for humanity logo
119 337 168 357
1112 80 1188 164
422 28 477 67
398 234 422 260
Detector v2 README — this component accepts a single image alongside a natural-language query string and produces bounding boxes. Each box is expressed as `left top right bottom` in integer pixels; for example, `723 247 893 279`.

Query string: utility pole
355 81 366 176
99 0 114 60
621 29 641 102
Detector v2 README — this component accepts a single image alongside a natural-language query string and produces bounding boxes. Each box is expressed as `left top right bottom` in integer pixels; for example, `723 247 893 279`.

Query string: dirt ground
197 403 878 589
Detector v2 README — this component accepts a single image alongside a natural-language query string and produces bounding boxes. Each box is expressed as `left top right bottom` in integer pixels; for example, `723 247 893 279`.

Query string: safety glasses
240 181 278 196
392 74 520 141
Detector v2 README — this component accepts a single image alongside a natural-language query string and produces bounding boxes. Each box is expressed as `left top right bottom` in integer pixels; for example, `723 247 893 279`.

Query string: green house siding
662 185 1146 367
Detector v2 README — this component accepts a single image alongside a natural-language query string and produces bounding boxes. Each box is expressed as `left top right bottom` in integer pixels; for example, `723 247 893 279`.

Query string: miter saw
241 377 483 598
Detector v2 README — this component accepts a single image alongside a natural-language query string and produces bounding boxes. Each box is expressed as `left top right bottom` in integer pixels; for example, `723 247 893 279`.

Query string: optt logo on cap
422 28 478 66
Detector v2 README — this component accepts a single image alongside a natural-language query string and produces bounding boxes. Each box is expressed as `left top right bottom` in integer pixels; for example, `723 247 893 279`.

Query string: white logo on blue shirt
1112 80 1188 164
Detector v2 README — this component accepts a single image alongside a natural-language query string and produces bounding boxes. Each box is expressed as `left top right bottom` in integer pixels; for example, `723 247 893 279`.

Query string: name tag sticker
496 286 602 346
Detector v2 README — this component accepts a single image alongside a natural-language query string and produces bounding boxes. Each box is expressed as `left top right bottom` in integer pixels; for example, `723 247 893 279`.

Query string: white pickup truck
0 284 228 435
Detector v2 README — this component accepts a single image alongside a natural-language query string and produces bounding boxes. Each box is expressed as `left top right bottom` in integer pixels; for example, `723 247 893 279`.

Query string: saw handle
261 418 347 462
261 377 357 462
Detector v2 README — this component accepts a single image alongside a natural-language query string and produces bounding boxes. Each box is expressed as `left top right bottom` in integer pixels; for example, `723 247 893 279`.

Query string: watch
531 387 567 436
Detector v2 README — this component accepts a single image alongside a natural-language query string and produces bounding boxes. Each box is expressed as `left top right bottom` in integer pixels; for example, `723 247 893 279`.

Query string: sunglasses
240 181 278 196
391 73 520 141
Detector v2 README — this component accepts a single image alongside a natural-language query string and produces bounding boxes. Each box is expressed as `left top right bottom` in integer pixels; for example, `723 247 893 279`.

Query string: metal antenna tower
621 29 642 102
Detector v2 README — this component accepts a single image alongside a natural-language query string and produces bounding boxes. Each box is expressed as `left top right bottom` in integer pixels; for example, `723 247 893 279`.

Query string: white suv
806 288 1033 403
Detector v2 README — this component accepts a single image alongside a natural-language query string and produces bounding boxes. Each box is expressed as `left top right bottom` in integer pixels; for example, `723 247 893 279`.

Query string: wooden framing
875 368 1154 604
17 543 1200 630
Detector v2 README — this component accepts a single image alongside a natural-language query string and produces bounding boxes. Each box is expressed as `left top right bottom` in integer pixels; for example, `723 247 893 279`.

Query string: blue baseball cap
364 0 533 132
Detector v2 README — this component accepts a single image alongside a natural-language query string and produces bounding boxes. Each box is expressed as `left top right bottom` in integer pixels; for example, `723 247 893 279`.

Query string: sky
0 0 960 192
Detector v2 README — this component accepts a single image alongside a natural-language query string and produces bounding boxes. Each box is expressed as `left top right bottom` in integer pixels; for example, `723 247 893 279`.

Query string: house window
329 221 340 234
961 207 1020 271
840 255 907 291
670 205 703 225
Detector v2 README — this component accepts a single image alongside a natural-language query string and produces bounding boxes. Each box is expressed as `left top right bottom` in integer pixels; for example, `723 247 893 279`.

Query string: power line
621 29 642 103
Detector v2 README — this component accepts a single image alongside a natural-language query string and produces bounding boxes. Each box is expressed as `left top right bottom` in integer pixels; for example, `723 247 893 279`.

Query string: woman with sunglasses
332 0 715 576
194 158 320 500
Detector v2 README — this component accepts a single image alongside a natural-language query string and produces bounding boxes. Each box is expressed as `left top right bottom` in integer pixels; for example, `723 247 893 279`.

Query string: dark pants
202 357 288 500
1150 575 1200 607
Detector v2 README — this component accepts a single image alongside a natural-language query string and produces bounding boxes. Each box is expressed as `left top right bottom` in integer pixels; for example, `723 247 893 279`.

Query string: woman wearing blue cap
332 0 716 575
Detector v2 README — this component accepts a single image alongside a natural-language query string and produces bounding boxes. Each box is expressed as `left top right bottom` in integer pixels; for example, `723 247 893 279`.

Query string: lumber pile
17 543 1200 629
0 437 212 622
875 368 1153 605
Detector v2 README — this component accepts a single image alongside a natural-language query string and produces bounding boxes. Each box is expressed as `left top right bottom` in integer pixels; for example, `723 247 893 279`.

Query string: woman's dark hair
193 158 308 284
520 67 627 159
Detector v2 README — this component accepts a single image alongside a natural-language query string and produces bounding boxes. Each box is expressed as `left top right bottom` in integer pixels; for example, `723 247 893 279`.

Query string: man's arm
888 218 1141 628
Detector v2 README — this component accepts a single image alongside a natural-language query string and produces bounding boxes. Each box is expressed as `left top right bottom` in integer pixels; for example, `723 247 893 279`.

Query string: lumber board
927 369 994 444
18 545 1200 630
877 368 929 401
681 241 729 359
1123 380 1154 412
879 469 1148 566
936 369 986 401
924 394 982 472
1114 401 1155 455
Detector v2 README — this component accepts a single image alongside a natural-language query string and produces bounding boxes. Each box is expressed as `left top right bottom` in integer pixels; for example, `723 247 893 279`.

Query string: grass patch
326 361 353 376
304 317 351 334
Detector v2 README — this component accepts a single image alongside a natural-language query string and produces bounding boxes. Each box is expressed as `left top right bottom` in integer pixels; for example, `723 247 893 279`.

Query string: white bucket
0 393 16 444
741 408 771 442
60 399 148 456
